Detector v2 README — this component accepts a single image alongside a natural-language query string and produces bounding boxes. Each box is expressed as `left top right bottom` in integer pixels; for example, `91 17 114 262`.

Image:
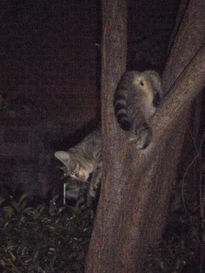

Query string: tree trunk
85 0 205 272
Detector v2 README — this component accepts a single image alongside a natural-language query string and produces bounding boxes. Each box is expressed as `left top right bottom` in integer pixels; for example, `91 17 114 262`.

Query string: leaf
3 206 14 218
9 251 16 262
18 193 28 205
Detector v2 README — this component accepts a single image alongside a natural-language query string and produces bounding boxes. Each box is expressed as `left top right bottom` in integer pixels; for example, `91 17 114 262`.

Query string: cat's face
134 71 163 108
54 151 94 182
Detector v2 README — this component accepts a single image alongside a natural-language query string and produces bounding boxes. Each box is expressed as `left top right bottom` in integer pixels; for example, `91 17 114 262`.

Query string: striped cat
113 70 163 149
54 128 102 206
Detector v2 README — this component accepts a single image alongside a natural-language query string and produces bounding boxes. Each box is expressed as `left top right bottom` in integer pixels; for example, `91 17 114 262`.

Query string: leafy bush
0 195 94 273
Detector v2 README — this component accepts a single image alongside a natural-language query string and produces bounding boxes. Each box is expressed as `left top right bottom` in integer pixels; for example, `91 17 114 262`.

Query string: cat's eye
140 80 144 86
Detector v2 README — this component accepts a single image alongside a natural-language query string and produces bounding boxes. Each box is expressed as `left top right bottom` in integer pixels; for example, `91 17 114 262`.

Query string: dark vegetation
0 193 94 273
0 154 203 272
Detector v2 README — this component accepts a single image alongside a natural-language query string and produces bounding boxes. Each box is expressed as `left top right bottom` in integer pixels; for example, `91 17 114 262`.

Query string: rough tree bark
85 0 205 272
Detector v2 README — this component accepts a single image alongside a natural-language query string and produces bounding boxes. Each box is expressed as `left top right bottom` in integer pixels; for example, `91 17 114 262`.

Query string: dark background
0 0 180 200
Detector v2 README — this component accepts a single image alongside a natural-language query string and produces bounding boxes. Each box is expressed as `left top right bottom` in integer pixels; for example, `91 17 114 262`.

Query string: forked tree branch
85 0 205 272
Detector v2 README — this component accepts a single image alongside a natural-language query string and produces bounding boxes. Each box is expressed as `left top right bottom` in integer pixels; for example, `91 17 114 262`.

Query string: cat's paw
76 196 88 210
135 126 152 149
127 125 152 150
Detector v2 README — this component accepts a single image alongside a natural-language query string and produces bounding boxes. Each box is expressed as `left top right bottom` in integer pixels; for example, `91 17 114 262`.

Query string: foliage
143 182 202 273
0 194 94 273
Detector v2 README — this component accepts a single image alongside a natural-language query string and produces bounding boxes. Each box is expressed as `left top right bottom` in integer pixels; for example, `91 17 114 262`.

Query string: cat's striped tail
113 73 131 131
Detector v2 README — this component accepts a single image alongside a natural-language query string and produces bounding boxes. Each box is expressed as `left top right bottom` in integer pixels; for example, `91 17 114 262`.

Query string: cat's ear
54 151 70 165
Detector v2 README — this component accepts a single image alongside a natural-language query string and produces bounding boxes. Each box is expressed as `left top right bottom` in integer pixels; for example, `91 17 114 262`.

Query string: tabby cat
113 70 163 149
54 128 102 206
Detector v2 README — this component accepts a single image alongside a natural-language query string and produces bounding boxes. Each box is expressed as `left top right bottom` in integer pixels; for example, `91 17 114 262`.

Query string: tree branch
152 44 205 144
85 0 205 272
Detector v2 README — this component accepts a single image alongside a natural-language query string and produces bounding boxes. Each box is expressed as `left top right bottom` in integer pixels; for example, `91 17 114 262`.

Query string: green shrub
0 194 94 273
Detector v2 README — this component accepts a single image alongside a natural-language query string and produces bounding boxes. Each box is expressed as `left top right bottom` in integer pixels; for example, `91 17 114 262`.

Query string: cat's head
143 70 163 107
54 151 94 182
134 70 163 108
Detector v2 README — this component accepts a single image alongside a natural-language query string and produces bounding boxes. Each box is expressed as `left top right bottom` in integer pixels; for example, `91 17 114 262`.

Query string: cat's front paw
135 126 152 149
127 125 152 150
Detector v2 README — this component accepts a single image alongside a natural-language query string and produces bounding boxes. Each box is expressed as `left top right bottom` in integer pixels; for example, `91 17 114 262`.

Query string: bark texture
85 0 205 272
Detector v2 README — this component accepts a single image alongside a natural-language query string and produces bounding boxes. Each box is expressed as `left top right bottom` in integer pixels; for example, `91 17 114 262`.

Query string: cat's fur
54 129 102 205
113 70 163 149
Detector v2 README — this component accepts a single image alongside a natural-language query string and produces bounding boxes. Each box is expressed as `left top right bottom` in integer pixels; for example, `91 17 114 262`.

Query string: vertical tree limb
85 0 127 272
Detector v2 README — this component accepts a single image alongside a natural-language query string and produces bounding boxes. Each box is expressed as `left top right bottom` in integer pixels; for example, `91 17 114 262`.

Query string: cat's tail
113 72 131 131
